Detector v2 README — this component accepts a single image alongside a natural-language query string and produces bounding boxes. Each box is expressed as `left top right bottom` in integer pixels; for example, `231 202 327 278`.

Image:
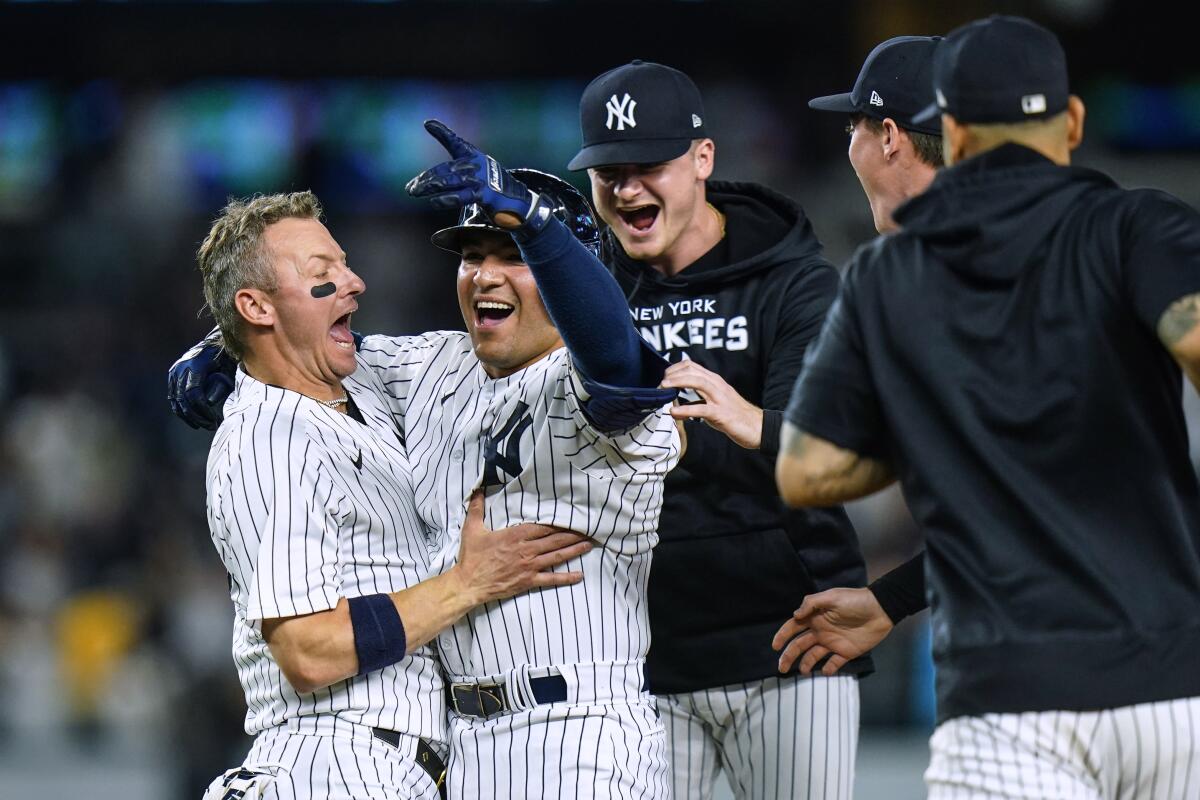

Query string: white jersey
359 331 680 680
205 363 444 740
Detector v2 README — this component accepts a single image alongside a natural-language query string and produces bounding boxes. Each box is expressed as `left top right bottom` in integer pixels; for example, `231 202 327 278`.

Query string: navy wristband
347 593 407 676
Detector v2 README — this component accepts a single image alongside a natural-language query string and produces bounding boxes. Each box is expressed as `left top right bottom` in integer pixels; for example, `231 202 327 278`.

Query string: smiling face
455 230 563 378
238 217 364 386
588 139 716 274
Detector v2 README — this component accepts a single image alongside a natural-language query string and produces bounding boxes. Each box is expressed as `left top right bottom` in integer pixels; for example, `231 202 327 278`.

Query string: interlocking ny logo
482 402 534 488
605 93 637 130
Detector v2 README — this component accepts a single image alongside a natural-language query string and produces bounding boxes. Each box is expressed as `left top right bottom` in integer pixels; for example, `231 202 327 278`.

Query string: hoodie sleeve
1121 189 1200 333
678 260 840 486
784 255 889 459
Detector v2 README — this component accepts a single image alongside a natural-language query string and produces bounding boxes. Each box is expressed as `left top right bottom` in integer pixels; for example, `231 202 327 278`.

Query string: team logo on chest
481 401 534 488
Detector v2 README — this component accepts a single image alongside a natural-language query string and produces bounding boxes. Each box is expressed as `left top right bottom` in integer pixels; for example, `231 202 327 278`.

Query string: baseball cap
567 60 707 171
808 35 944 136
912 15 1069 126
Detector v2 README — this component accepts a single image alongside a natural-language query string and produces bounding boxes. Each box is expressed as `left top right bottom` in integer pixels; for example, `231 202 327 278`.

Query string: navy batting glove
352 329 364 351
167 328 236 431
405 119 555 234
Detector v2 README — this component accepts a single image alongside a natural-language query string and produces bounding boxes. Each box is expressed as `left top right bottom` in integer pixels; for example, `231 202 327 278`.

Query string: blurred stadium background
0 0 1196 797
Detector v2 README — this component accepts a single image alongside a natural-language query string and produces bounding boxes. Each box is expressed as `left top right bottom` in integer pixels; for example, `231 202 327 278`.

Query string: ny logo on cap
869 91 884 107
606 93 637 131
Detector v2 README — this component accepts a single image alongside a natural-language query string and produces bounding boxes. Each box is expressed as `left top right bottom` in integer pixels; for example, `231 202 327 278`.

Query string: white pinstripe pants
926 696 1200 799
202 723 444 800
659 674 860 800
446 700 670 800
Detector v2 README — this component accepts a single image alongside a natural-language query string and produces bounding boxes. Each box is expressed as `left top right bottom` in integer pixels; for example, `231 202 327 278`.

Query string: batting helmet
430 168 602 258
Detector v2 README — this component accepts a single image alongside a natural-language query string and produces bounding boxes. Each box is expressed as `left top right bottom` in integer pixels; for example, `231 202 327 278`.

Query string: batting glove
167 328 236 431
405 119 555 234
166 328 365 431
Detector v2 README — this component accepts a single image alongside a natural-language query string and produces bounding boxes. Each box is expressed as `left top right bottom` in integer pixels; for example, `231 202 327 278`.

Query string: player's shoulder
217 381 330 460
1113 186 1200 231
357 330 474 375
358 330 469 358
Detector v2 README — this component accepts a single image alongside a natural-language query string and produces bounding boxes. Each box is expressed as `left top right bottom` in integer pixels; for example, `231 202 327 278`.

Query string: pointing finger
423 119 477 160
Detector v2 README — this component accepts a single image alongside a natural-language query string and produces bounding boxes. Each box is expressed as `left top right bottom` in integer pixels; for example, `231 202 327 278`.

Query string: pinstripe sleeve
235 416 347 624
354 331 465 419
561 357 681 476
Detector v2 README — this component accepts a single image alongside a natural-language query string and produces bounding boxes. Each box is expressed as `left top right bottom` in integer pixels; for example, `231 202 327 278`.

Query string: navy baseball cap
808 36 943 136
568 60 707 171
913 15 1069 126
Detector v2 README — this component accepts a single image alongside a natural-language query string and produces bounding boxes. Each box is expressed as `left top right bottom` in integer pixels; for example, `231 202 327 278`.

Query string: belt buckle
450 679 508 718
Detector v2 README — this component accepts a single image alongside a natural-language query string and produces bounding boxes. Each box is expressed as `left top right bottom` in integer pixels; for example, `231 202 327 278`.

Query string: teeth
476 301 514 311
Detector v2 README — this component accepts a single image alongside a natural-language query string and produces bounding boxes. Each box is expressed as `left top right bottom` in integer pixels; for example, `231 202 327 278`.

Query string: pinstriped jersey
358 331 681 679
205 365 444 739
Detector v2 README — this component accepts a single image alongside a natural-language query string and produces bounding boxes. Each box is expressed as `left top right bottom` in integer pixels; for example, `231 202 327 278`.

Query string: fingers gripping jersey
358 332 681 679
205 366 444 739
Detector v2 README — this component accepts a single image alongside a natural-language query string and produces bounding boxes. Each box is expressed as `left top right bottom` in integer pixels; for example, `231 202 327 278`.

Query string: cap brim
430 222 510 255
807 92 859 114
911 102 941 125
567 138 693 171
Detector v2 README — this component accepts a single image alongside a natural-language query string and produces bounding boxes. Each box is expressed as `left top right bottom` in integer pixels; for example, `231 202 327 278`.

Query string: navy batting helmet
430 168 602 258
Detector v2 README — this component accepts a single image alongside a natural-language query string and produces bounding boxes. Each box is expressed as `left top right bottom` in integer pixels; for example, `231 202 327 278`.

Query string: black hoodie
788 144 1200 721
607 180 870 693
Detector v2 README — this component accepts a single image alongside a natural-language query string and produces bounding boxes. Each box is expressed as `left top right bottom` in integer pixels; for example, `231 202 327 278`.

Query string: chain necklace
318 396 348 409
707 202 727 238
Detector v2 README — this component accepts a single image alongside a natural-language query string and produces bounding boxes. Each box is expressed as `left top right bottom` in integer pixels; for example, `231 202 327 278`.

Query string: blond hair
197 191 323 359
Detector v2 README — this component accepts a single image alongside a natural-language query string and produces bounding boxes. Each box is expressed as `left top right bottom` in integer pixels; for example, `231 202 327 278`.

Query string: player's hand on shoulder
405 119 552 234
167 327 237 431
771 586 894 677
452 491 593 605
661 360 764 449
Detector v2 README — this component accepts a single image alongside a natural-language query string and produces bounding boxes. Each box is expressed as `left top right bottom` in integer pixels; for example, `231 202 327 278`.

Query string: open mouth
330 312 354 349
617 205 659 234
475 300 515 329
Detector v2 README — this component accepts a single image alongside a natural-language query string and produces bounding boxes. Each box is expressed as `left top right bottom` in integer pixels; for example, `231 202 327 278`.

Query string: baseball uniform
356 331 680 800
203 358 446 800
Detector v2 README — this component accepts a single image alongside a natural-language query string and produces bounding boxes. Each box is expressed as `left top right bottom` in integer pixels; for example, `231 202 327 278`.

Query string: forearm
387 567 479 652
516 220 661 387
776 423 895 507
264 570 480 694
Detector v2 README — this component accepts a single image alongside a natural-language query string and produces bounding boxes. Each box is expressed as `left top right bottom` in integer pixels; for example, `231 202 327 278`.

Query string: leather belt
371 729 446 799
448 673 568 718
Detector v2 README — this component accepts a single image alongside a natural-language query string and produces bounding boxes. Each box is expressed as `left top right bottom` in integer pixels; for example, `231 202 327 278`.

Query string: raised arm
405 119 671 398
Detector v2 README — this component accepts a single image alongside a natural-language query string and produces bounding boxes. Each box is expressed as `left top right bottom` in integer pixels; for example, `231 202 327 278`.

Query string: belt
448 673 568 719
371 729 446 799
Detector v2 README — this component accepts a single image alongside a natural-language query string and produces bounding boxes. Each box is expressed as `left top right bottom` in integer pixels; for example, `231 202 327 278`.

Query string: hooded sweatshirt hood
894 143 1116 281
605 180 828 292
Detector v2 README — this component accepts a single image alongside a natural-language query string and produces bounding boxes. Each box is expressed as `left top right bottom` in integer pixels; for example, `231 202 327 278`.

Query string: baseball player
777 15 1200 798
169 124 682 798
188 191 592 800
568 59 867 799
771 36 946 677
